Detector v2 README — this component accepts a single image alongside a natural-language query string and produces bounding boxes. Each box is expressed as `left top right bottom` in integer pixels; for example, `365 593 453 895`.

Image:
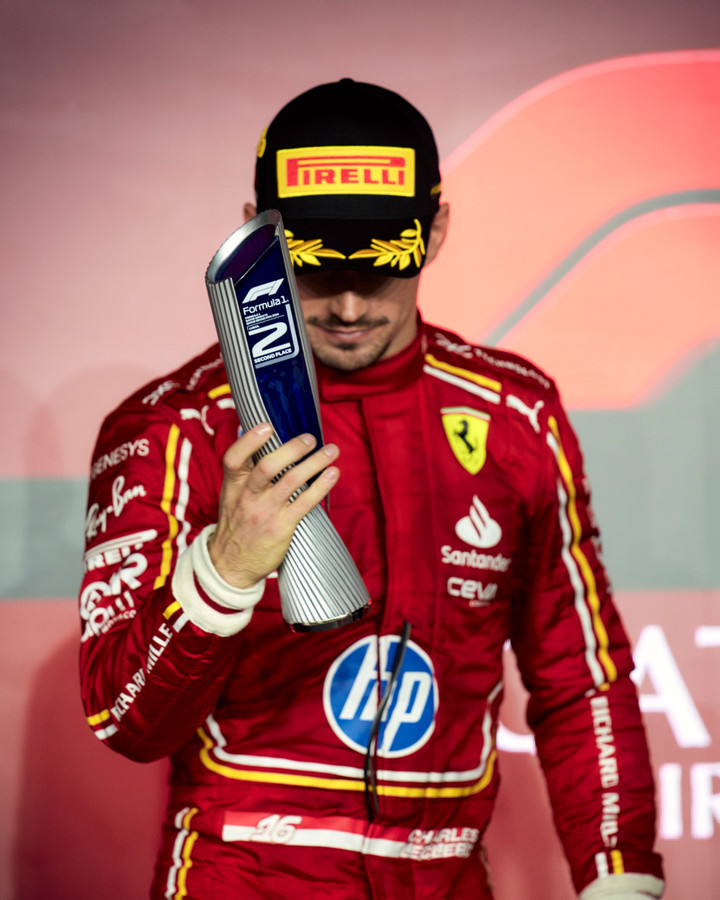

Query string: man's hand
207 423 340 589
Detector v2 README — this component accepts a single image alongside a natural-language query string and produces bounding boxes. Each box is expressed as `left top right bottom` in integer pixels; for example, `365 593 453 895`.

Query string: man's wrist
579 873 664 899
172 525 265 636
206 527 266 590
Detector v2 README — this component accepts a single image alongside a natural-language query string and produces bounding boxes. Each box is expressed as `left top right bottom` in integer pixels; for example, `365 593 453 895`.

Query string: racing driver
79 78 665 899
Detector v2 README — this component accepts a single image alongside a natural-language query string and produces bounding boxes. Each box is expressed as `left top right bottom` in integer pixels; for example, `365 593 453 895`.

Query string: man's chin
311 340 388 372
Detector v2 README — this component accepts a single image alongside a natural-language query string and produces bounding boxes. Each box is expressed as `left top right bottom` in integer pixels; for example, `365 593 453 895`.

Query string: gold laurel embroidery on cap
284 230 347 267
256 127 268 158
348 218 426 271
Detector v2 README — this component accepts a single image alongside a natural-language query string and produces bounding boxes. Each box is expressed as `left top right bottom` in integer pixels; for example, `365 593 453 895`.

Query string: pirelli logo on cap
276 145 415 198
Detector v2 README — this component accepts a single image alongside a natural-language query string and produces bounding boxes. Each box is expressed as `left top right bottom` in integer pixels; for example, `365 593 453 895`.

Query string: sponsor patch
83 529 157 572
455 495 502 549
90 438 150 480
446 576 499 607
506 394 544 433
324 635 438 758
143 380 178 406
276 145 415 198
440 544 511 572
84 476 148 541
80 550 148 642
441 407 490 475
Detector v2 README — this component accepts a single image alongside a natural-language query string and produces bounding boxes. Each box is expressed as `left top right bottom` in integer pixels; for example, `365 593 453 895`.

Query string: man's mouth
322 327 373 342
307 318 389 342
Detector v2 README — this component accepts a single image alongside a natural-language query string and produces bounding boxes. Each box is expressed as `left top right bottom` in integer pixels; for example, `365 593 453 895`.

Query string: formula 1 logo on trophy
205 209 370 632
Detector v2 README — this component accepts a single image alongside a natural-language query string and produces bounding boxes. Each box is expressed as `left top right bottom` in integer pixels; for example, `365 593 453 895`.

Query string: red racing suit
79 320 664 899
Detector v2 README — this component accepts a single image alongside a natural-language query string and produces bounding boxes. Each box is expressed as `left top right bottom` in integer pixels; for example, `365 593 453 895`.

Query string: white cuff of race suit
579 873 664 899
172 524 265 636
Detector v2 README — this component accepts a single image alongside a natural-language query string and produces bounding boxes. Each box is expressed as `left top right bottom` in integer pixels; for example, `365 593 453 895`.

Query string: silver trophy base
287 606 368 634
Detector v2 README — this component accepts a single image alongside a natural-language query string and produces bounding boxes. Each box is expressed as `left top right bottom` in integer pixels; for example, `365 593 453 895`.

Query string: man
79 79 665 899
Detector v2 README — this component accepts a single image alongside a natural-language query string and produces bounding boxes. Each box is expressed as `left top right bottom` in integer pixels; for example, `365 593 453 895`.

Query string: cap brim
281 215 434 279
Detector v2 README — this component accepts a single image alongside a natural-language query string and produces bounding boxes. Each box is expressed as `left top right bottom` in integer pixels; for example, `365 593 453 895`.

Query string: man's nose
329 292 368 322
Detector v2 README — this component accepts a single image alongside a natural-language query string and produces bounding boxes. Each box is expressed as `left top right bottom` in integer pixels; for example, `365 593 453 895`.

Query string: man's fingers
222 423 274 480
250 432 318 490
222 426 337 501
267 442 340 502
283 464 341 524
211 428 340 588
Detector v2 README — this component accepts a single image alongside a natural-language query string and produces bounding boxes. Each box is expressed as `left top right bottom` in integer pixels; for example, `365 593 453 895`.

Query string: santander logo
455 496 502 549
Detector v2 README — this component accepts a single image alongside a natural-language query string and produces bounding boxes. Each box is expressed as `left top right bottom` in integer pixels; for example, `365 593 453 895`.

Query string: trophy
205 209 370 632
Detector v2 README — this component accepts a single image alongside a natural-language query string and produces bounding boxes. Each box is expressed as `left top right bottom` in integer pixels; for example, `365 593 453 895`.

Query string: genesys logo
455 495 502 549
324 635 438 758
91 438 150 480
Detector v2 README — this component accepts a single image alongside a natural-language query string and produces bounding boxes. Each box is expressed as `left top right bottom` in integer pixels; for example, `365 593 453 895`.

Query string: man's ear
243 202 257 222
424 203 449 267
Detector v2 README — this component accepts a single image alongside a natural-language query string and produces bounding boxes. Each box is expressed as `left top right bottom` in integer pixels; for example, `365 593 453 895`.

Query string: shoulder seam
423 353 502 405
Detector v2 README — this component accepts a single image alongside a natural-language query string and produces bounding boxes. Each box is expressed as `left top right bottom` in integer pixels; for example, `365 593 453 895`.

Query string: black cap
254 79 442 278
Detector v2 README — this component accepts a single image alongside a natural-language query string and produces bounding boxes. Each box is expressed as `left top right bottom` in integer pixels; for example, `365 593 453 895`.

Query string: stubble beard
306 317 393 372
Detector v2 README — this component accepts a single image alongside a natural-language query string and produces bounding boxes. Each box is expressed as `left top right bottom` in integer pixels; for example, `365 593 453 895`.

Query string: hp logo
323 635 438 758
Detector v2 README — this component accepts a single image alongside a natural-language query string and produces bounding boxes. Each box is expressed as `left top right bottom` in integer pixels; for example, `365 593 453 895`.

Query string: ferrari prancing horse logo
441 407 490 475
